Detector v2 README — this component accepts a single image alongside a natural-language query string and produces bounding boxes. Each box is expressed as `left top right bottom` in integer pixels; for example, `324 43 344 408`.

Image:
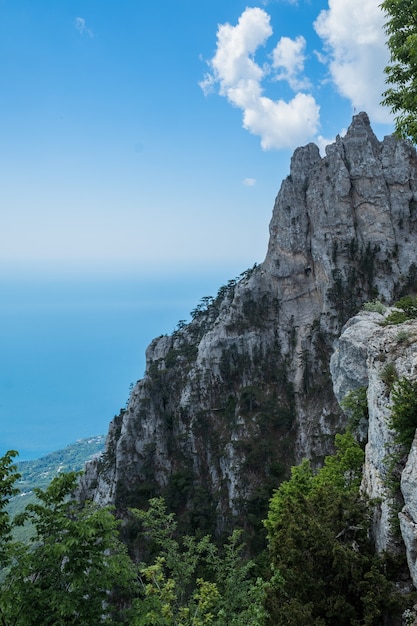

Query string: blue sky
1 0 394 275
0 1 397 458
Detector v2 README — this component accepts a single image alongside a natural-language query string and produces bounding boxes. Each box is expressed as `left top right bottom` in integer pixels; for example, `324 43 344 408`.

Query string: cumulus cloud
74 17 93 38
200 7 319 150
202 7 271 96
272 35 311 90
243 178 256 186
314 0 391 123
243 92 319 150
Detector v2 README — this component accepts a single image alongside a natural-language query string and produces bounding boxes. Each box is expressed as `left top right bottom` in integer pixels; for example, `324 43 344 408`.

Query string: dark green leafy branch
384 296 417 326
0 427 413 626
388 377 417 450
264 431 407 625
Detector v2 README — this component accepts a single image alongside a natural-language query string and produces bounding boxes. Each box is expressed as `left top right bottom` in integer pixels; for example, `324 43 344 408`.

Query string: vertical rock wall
331 311 417 584
78 113 417 543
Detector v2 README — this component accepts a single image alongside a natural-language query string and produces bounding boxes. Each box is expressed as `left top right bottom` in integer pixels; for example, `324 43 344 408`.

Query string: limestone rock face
400 439 417 587
78 113 417 540
330 313 381 405
331 310 417 579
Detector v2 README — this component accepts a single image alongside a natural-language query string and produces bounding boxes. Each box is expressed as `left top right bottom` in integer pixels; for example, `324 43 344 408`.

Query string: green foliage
383 377 417 537
327 243 382 324
380 361 398 390
381 0 417 142
0 451 20 567
264 432 404 625
385 309 410 325
2 463 268 625
389 377 417 449
396 329 410 344
7 436 105 543
384 295 417 325
17 435 105 489
1 472 136 625
396 295 417 318
187 266 258 329
135 558 221 625
363 299 386 314
315 431 365 491
0 438 411 625
130 498 268 625
341 386 369 442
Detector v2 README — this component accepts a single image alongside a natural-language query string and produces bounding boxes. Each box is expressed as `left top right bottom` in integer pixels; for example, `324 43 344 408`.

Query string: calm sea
0 268 239 460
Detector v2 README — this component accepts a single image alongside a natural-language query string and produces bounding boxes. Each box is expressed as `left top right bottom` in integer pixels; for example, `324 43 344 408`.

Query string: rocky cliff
331 308 417 587
79 112 417 548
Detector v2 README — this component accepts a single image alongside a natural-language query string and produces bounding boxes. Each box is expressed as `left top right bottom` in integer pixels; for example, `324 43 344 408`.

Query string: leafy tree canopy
389 376 417 449
1 471 136 626
381 0 417 142
0 458 267 626
130 498 267 625
0 450 20 567
0 428 412 626
264 431 404 625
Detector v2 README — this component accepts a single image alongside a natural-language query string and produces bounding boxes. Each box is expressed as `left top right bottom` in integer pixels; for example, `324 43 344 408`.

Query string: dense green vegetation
0 425 410 625
341 386 369 444
264 431 404 625
384 296 417 325
363 299 387 315
8 436 104 510
0 451 20 567
16 435 105 491
383 377 417 538
0 462 267 625
7 436 105 542
381 0 417 143
130 498 267 625
389 377 417 450
1 467 136 625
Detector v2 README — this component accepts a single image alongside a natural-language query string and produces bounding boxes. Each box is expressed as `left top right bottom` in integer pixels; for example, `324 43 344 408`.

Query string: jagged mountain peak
78 114 417 550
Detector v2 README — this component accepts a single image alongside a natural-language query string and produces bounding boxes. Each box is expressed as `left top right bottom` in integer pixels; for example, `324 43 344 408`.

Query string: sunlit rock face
331 311 417 583
78 112 417 544
400 438 417 587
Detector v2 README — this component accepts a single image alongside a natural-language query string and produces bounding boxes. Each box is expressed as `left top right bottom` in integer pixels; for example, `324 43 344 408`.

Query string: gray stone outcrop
331 311 417 582
78 113 417 545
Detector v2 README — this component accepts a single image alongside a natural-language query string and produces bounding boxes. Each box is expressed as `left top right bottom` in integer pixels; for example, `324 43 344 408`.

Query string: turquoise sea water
0 268 241 460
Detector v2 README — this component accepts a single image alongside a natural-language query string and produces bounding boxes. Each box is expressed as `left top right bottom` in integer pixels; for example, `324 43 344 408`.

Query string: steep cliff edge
79 112 417 542
331 308 417 587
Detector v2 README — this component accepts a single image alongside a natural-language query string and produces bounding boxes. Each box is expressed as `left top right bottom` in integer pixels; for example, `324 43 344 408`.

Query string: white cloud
243 92 319 150
74 17 93 38
200 7 319 150
314 0 391 123
243 177 256 186
208 8 271 94
272 35 311 90
316 134 336 156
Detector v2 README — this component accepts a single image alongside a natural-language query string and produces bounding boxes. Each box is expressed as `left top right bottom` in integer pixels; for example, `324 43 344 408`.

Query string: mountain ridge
77 112 417 557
